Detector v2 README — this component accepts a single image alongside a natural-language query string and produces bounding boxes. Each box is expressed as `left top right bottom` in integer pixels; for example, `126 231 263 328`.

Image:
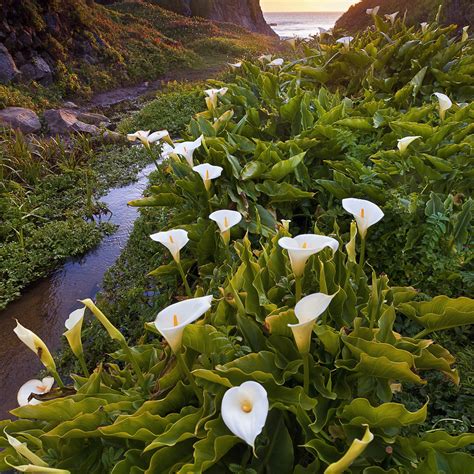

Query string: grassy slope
0 0 276 110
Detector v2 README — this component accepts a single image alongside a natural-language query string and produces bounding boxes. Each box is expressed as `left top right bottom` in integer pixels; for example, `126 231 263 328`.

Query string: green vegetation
1 14 473 473
0 130 152 308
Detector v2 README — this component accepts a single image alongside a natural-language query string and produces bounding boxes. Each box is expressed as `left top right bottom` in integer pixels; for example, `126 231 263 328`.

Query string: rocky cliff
151 0 276 36
335 0 473 32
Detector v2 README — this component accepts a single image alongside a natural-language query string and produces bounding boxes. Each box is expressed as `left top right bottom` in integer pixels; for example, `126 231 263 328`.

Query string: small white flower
385 11 399 24
222 381 269 448
258 54 273 62
397 136 421 153
127 130 170 148
229 62 242 68
154 296 213 352
288 293 336 354
17 377 55 406
268 58 284 67
209 210 242 244
433 92 453 120
420 22 429 33
173 136 203 166
342 198 384 239
150 229 189 263
366 6 380 16
278 235 339 277
193 163 223 191
461 26 469 42
336 36 354 49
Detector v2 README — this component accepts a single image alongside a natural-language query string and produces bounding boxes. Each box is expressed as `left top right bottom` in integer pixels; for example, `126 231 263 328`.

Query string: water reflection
0 165 154 418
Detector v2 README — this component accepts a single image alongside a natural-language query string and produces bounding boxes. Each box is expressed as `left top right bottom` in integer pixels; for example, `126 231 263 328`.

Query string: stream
0 164 155 418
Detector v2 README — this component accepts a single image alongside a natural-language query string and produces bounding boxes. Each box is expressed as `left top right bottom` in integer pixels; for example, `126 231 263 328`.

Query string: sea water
264 12 343 38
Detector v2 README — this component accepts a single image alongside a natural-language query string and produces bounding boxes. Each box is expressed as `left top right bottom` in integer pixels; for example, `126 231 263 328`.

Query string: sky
260 0 357 12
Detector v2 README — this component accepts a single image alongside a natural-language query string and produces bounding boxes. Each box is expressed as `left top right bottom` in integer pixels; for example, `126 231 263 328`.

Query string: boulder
20 56 53 85
0 107 41 133
76 111 111 127
63 101 78 108
0 43 20 84
43 109 99 135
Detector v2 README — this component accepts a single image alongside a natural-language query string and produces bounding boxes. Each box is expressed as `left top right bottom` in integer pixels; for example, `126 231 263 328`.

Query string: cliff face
152 0 276 36
335 0 473 32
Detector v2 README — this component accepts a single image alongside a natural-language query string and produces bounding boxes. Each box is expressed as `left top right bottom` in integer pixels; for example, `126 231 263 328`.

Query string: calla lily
433 92 453 120
385 11 399 24
461 26 469 42
209 210 242 245
17 377 55 406
63 307 88 375
127 130 170 148
161 142 174 159
14 321 57 374
288 292 336 354
258 54 273 62
336 36 353 49
222 381 269 449
173 135 203 166
5 431 48 466
366 6 380 16
278 234 339 277
193 163 223 191
342 198 384 239
229 62 242 68
420 22 429 33
154 295 213 352
397 136 421 153
268 58 284 67
150 229 189 263
205 88 228 109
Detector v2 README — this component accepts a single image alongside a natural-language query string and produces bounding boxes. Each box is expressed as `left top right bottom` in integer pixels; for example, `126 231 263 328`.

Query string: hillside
0 0 276 110
335 0 473 32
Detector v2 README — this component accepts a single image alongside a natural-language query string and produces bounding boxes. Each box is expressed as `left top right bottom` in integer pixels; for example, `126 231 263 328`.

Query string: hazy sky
261 0 357 12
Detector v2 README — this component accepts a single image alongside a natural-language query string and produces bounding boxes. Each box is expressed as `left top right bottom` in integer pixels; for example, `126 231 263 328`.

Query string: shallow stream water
0 164 155 418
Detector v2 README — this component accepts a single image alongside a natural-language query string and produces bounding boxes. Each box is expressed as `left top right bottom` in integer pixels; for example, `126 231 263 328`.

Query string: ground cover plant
0 12 473 473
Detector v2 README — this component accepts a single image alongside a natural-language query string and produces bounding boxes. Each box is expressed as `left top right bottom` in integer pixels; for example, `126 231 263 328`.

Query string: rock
20 56 53 85
0 107 41 133
0 43 20 84
63 101 78 108
43 109 99 135
76 111 111 127
102 130 127 144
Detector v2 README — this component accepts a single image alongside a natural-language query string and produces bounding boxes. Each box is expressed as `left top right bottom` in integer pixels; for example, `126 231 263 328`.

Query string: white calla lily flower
229 62 242 68
278 234 339 277
14 321 57 373
154 295 213 352
193 163 223 191
64 307 85 360
209 210 242 244
268 58 284 67
385 11 399 24
17 377 55 406
205 87 228 109
336 36 353 49
397 136 421 153
258 54 273 62
127 130 170 148
366 6 380 15
5 431 49 467
433 92 453 120
420 22 429 33
461 26 469 42
173 136 203 166
342 198 384 239
222 381 269 448
150 229 189 263
289 292 336 354
161 142 174 159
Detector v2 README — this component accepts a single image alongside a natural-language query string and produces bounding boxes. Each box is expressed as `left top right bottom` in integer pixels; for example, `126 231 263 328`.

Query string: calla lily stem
78 353 89 377
50 369 65 389
295 275 302 302
303 353 310 395
176 351 202 404
121 343 146 388
359 237 366 267
176 261 192 297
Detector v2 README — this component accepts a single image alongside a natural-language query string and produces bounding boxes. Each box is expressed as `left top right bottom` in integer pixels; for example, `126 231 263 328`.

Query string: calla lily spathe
193 163 223 191
150 229 189 263
229 62 242 68
64 307 85 359
209 210 242 245
385 11 399 24
278 234 339 277
336 36 353 49
366 6 380 15
342 198 384 239
205 88 228 108
420 22 429 33
17 377 55 406
433 92 452 120
173 136 203 166
154 295 213 352
268 58 284 67
288 292 336 354
5 431 49 467
461 26 469 42
222 381 269 449
397 136 421 153
127 130 170 148
14 321 57 373
258 54 273 62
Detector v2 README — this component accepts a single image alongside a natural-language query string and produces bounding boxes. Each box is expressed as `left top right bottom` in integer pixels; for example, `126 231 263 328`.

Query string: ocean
263 12 343 38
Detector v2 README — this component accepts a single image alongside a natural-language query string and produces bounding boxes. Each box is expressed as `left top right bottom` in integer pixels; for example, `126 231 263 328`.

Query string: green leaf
263 152 306 181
